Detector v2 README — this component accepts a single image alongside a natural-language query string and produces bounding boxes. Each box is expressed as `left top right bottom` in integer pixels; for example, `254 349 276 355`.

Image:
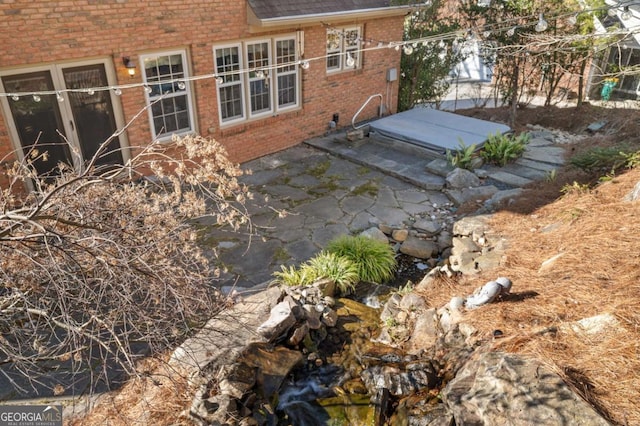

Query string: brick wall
0 1 403 168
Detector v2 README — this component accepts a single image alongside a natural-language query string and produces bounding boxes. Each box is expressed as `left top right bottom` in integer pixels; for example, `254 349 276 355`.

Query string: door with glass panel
1 61 124 179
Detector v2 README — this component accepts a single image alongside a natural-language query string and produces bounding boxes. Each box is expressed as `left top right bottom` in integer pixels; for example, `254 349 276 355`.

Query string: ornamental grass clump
305 252 359 294
326 235 397 284
272 252 359 294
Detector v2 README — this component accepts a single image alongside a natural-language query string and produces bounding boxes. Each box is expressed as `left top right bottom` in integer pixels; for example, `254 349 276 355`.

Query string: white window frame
140 49 196 141
214 35 301 127
275 36 299 112
245 39 273 119
326 27 362 74
214 43 246 125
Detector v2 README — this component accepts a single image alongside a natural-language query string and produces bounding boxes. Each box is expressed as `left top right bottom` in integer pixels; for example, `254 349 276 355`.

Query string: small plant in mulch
570 145 640 176
480 131 529 166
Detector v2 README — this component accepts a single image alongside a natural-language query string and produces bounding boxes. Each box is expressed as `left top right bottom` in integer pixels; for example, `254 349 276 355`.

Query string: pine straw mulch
68 357 192 426
420 165 640 426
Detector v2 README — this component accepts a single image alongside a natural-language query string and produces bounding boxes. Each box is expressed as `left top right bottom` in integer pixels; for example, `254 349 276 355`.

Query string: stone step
515 158 560 172
305 134 445 191
484 163 549 181
526 137 555 147
486 170 533 188
425 158 454 177
522 147 566 165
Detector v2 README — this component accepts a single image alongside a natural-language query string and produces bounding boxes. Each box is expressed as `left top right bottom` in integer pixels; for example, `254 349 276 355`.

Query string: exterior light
535 13 548 32
346 52 356 67
122 57 137 77
621 6 632 20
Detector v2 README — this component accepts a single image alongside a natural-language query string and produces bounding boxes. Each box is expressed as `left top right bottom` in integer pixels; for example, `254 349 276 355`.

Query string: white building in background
588 0 640 100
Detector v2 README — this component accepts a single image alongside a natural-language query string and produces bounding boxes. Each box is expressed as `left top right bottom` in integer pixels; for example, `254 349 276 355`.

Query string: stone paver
207 126 568 292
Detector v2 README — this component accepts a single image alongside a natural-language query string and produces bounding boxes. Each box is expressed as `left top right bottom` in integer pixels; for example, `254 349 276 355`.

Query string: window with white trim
214 35 300 126
326 27 361 73
140 50 195 140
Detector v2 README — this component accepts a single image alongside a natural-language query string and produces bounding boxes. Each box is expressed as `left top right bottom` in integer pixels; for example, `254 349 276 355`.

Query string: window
216 44 245 122
607 47 640 94
214 35 300 126
326 27 361 73
141 51 195 140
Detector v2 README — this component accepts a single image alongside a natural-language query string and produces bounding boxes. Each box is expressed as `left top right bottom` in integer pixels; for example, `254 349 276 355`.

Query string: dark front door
1 62 124 179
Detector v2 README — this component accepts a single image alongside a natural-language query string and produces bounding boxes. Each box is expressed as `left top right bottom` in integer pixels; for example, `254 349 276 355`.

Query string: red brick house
0 1 408 184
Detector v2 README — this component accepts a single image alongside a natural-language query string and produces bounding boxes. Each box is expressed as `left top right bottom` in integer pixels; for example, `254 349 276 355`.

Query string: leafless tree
0 130 251 397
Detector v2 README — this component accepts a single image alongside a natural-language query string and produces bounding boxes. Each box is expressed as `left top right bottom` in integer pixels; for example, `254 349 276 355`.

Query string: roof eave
248 6 410 30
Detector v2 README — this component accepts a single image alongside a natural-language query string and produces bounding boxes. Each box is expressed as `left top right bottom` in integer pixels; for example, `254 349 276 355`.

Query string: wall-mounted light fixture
122 56 137 77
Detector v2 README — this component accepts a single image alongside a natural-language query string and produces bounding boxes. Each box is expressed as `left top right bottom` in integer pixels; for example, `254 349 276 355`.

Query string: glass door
61 64 123 169
2 71 72 178
1 61 125 180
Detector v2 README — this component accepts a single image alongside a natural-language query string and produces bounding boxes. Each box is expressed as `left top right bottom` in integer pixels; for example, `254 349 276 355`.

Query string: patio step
305 132 446 191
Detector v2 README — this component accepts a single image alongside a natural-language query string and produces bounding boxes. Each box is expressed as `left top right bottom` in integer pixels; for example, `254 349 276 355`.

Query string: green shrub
271 252 359 294
305 252 359 294
480 132 529 166
326 235 397 284
622 150 640 169
446 139 477 170
272 264 317 287
569 146 629 173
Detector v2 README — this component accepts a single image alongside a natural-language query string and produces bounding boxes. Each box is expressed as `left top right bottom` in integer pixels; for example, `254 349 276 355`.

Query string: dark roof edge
248 6 411 29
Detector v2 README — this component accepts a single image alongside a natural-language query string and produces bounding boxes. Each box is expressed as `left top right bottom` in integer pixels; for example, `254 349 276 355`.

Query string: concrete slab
369 108 511 154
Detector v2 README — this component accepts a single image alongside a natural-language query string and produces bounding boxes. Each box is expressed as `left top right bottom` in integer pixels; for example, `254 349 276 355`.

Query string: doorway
1 60 127 179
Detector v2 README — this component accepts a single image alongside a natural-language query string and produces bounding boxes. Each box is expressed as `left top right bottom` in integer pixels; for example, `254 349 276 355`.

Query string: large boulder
442 351 610 426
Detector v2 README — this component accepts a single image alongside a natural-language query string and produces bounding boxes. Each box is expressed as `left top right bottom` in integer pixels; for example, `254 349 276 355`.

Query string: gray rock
484 188 523 208
288 322 309 346
321 308 338 327
624 180 640 202
445 185 499 207
446 168 481 189
408 308 438 354
436 230 453 251
449 252 479 275
413 219 442 236
380 293 402 323
362 361 438 397
256 301 297 341
399 293 426 311
474 250 504 271
425 158 454 177
451 236 480 256
442 351 611 426
452 215 490 237
361 226 390 244
217 363 257 399
400 236 438 259
487 170 533 188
